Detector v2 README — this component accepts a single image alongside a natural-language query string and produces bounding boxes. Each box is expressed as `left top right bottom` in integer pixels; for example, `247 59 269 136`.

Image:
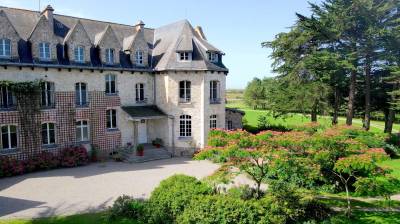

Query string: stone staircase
121 144 172 163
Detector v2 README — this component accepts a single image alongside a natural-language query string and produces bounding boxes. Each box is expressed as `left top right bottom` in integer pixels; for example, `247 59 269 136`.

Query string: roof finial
135 20 145 31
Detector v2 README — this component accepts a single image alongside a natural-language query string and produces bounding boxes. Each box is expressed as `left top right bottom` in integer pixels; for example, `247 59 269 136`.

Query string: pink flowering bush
60 146 89 167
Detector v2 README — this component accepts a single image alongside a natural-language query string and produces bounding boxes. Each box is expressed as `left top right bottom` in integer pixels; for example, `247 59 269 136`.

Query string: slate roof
0 6 228 72
122 105 167 119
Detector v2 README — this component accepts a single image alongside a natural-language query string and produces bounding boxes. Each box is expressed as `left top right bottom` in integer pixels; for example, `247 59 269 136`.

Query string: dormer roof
64 20 91 44
0 10 20 39
94 24 120 48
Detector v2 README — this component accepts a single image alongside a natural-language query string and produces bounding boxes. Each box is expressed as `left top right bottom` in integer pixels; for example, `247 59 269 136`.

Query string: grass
332 211 400 224
379 159 400 179
226 99 400 133
0 213 139 224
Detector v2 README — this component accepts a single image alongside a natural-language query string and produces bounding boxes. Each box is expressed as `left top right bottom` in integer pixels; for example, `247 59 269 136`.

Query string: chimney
135 20 145 31
194 26 207 40
41 5 54 29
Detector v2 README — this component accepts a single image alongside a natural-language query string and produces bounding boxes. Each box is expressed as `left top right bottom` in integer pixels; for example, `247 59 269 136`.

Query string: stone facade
0 5 229 159
225 108 245 130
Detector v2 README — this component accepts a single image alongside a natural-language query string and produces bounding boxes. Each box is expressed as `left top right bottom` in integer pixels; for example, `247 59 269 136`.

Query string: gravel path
0 158 219 219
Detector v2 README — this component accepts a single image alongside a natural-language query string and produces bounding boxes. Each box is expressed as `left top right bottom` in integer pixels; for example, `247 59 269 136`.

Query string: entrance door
138 120 147 144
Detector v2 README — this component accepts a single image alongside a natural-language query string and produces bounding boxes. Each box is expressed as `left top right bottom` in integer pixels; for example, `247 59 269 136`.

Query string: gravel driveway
0 158 219 219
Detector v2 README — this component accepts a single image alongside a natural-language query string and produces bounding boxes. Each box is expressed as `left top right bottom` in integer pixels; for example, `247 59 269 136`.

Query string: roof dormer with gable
94 24 121 66
63 20 92 64
123 20 150 67
0 10 20 61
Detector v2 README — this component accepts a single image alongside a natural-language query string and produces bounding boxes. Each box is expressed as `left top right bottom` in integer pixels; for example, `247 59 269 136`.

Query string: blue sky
0 0 321 89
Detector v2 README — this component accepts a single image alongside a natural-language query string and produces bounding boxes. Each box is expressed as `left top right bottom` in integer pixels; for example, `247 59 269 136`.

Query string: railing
210 98 221 104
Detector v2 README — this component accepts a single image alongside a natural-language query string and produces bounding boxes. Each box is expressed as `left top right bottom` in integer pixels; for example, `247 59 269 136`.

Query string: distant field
225 91 400 133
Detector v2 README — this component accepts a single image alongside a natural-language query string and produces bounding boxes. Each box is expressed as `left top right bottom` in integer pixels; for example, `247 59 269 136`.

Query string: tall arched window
0 39 11 58
75 82 88 106
135 83 145 103
179 80 191 103
210 80 220 104
1 125 17 150
179 115 192 137
41 81 55 108
42 123 55 145
0 85 16 109
105 74 116 94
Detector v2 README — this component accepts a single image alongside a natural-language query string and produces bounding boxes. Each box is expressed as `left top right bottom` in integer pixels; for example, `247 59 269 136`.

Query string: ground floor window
106 109 117 129
179 115 192 137
210 115 217 129
76 120 89 142
1 125 17 150
42 123 55 145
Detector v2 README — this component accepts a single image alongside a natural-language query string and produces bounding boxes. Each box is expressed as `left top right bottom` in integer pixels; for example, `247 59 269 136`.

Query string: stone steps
124 146 172 163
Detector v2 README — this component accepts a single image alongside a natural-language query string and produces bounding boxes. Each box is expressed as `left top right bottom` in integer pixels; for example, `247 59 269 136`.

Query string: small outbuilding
225 108 245 130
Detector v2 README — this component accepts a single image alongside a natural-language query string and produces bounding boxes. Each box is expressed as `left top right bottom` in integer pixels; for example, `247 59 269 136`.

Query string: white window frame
179 115 192 137
76 120 89 142
106 109 117 129
74 45 85 63
135 50 144 66
210 115 217 129
39 42 51 60
41 82 55 108
105 48 115 64
0 39 11 58
179 80 191 103
75 82 88 106
42 123 55 146
208 52 218 63
105 74 117 94
1 125 17 150
178 52 191 61
0 85 15 109
135 83 145 102
210 80 220 103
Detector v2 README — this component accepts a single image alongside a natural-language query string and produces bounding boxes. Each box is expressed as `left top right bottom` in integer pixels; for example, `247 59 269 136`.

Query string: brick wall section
0 91 122 160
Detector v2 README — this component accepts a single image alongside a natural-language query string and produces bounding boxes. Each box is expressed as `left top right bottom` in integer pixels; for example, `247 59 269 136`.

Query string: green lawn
0 213 139 224
379 159 400 179
332 211 400 224
227 100 400 133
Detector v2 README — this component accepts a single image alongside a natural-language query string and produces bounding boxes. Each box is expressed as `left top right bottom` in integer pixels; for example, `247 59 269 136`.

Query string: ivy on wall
1 80 42 152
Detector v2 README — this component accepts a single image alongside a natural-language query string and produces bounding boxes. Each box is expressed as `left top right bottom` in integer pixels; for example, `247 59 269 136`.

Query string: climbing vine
1 80 42 153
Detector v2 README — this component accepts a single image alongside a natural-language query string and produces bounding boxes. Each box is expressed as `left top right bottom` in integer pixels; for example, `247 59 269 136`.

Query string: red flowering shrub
0 157 24 177
33 152 60 170
60 146 89 167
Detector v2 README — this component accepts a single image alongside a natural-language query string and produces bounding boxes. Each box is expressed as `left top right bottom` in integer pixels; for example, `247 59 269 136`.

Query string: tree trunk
256 181 262 199
345 183 351 217
363 56 372 131
346 69 357 126
332 86 340 125
384 109 395 134
311 103 318 122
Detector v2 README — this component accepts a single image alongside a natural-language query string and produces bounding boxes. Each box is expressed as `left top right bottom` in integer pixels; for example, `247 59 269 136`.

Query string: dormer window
135 50 144 66
39 42 51 61
0 39 11 58
178 52 191 61
105 48 115 64
208 52 219 63
74 46 84 63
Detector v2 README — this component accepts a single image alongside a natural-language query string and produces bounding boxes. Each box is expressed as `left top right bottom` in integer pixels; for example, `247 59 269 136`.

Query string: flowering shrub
0 145 90 178
60 146 89 167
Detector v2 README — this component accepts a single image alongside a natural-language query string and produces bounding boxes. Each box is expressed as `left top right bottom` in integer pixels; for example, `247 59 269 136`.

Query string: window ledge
107 128 120 132
0 107 17 111
0 148 19 155
42 144 58 149
178 137 192 141
77 140 91 144
41 106 56 110
105 92 119 96
75 104 90 108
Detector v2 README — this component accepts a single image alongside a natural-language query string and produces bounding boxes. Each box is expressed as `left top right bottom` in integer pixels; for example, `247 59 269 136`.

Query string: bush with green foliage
177 195 263 224
148 174 212 223
106 195 146 221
